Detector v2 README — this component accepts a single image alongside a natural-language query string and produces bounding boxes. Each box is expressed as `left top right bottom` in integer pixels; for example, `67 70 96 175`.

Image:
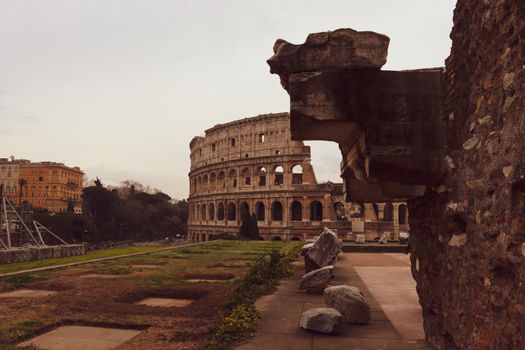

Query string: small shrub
205 247 297 349
1 273 49 285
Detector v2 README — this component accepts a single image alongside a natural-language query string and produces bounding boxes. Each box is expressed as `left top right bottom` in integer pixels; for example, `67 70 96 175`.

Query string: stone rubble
305 227 342 269
297 265 334 292
299 308 344 334
324 285 371 325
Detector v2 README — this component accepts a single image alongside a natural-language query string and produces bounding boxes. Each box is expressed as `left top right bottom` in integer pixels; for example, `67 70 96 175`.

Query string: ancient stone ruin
268 1 525 348
187 113 408 242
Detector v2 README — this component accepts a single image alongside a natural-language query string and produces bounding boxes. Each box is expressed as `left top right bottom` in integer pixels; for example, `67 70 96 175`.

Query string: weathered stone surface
268 30 445 202
306 227 342 268
269 2 525 348
268 28 389 90
0 245 85 264
299 308 343 334
324 285 371 325
297 265 334 291
299 242 314 256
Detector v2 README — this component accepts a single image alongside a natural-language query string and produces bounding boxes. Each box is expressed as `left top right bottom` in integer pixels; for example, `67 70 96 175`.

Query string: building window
212 143 216 151
258 133 265 143
276 150 281 155
274 166 284 185
310 201 323 221
271 201 283 221
230 138 236 147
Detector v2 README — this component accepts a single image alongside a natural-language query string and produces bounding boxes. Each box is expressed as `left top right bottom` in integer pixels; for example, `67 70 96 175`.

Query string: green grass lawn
0 240 301 350
0 245 169 275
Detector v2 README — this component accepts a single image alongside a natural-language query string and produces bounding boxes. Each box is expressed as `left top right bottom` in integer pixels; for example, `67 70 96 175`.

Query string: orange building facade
19 162 84 213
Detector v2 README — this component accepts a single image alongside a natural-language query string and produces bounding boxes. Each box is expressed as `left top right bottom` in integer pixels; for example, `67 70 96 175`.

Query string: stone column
377 203 386 220
302 196 309 222
393 203 400 241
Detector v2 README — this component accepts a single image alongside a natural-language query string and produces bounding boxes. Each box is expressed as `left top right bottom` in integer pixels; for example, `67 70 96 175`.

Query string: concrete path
236 253 429 350
348 253 425 341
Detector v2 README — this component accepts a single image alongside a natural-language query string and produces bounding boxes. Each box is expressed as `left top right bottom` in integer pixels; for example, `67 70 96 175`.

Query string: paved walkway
236 253 429 350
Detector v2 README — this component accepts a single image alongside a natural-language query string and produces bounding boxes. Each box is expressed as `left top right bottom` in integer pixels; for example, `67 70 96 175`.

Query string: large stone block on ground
306 227 342 269
299 308 343 334
324 285 371 324
297 265 334 292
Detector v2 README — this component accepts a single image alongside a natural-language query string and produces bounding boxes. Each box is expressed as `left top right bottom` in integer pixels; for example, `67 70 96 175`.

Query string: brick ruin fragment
268 1 525 349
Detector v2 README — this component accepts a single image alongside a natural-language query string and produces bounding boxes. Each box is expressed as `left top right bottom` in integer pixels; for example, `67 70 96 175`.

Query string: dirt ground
0 241 292 350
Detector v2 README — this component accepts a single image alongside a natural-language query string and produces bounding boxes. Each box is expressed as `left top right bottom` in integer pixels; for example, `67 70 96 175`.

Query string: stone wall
267 1 525 347
409 1 525 349
0 244 86 264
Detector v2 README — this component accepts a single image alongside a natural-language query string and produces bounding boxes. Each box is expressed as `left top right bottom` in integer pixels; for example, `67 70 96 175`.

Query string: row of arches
190 164 305 194
351 203 408 224
191 200 324 223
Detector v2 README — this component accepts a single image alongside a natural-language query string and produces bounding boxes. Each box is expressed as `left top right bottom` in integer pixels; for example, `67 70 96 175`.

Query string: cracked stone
478 115 494 125
463 137 480 150
503 166 513 178
503 72 515 90
449 234 467 247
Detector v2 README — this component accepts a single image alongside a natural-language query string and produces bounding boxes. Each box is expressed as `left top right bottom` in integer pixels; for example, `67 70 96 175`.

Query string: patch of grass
0 320 41 347
0 246 169 275
0 273 50 284
205 243 301 349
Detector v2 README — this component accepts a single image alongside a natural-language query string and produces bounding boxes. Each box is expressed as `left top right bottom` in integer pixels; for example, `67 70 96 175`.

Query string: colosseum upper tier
187 113 357 242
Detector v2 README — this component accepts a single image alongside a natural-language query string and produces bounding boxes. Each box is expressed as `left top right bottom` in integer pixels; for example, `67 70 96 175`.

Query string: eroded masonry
268 1 525 348
187 113 408 242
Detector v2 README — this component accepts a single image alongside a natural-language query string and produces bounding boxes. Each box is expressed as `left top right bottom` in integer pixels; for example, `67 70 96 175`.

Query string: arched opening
196 204 200 220
399 204 408 224
217 202 225 221
209 173 216 191
197 176 202 193
373 203 380 219
228 169 238 188
310 201 323 221
335 202 346 221
291 237 302 241
201 233 206 242
203 174 208 190
192 178 197 193
258 167 267 186
258 133 265 143
240 202 250 216
201 204 207 221
271 236 282 241
358 203 365 217
384 202 394 221
292 165 303 184
218 171 226 190
227 202 236 221
291 200 302 221
208 203 215 221
256 202 265 221
241 167 251 186
271 201 283 221
274 166 284 185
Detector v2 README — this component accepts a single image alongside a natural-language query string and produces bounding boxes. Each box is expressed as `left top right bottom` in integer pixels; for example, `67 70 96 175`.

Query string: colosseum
187 113 409 242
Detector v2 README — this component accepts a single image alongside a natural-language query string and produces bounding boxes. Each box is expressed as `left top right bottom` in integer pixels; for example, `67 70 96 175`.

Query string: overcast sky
0 0 456 199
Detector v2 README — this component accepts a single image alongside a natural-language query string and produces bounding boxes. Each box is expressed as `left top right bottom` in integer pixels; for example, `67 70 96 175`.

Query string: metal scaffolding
0 194 68 250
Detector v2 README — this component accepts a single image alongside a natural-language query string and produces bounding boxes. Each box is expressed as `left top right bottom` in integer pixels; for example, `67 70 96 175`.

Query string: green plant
205 248 297 349
0 320 41 346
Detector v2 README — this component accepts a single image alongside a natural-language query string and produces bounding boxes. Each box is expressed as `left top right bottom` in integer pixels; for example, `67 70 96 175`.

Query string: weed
204 246 299 349
0 273 49 284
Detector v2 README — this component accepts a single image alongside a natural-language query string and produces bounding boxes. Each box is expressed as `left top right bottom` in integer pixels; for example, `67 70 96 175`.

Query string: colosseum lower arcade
187 113 408 242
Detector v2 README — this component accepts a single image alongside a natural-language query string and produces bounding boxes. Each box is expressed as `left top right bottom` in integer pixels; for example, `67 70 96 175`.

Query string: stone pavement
235 253 430 350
